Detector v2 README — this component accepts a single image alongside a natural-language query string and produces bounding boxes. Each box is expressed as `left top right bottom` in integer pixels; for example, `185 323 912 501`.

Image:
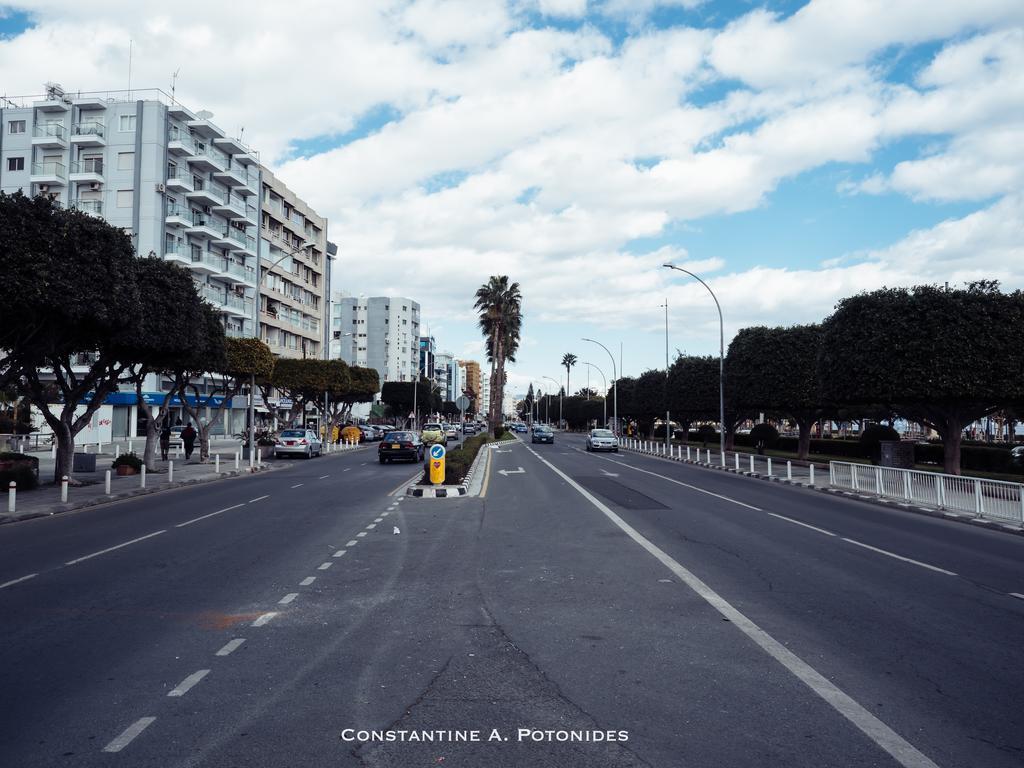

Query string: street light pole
583 338 617 434
582 362 606 428
659 299 670 454
542 376 561 430
663 264 725 464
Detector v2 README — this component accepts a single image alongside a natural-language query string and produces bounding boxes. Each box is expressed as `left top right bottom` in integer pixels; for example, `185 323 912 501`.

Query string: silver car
585 428 618 452
274 428 323 459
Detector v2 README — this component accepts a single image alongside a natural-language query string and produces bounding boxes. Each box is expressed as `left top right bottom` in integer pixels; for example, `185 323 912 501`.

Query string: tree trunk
940 414 963 475
53 420 74 484
796 417 813 461
724 425 736 451
143 406 160 471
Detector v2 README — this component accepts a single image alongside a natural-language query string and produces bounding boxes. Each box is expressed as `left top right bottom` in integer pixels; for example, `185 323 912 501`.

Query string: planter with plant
112 452 143 476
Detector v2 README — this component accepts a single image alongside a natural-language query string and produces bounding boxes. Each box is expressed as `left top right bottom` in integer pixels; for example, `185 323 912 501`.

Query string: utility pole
661 299 670 453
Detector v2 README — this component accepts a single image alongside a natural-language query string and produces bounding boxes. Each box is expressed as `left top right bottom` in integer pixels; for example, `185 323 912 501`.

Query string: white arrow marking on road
498 467 526 476
599 469 619 477
393 526 401 535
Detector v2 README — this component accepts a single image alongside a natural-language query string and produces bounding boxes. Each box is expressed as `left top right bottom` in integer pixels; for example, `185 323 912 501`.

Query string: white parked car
274 428 322 459
585 428 618 452
444 424 459 441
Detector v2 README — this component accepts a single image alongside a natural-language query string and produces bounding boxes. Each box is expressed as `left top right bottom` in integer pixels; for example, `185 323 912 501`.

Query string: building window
116 189 133 208
117 152 134 171
8 120 25 134
119 114 136 132
7 156 24 171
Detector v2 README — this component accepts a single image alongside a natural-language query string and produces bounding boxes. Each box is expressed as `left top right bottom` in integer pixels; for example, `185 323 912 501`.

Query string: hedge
0 452 39 490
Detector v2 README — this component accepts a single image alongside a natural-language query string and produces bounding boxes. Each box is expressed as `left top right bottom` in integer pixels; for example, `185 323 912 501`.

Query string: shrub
493 423 504 439
749 423 780 450
0 452 39 490
111 452 143 471
859 423 900 464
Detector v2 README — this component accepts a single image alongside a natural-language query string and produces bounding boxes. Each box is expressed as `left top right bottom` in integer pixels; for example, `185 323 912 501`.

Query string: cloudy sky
3 1 1023 396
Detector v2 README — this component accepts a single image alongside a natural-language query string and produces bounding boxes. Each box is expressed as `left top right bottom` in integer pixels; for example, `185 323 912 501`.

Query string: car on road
1011 445 1024 468
421 422 446 446
274 428 323 459
531 425 554 444
379 431 424 464
443 424 459 441
462 422 477 435
359 425 379 442
512 423 529 433
585 428 618 452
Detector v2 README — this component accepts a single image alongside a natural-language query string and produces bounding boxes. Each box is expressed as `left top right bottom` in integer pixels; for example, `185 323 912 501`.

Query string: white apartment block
259 167 330 359
331 296 421 384
480 370 491 417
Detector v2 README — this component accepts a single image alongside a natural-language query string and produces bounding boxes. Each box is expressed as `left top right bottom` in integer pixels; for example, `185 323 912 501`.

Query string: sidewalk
2 441 367 524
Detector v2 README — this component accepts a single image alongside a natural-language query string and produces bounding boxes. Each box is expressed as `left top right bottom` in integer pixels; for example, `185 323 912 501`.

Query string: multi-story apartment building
331 296 421 385
258 167 329 360
418 336 436 388
459 360 481 414
434 351 457 402
480 370 491 418
0 85 261 438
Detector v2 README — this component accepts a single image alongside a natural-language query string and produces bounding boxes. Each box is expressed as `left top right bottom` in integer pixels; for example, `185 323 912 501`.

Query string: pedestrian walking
159 423 172 461
181 422 197 461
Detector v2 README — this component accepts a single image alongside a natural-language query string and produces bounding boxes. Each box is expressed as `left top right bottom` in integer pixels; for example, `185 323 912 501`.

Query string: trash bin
72 452 97 473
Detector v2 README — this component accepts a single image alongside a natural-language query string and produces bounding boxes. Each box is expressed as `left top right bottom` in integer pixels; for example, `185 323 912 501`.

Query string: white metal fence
830 461 1024 525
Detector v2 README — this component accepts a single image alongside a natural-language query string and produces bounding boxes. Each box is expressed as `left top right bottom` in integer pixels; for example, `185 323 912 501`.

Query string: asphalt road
1 431 1021 767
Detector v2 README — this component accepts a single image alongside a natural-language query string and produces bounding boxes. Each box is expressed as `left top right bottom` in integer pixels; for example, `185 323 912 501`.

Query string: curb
622 447 1024 539
406 436 517 499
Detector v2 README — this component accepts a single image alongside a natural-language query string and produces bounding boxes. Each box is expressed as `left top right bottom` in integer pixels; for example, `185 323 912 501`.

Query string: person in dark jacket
159 423 172 460
181 423 198 460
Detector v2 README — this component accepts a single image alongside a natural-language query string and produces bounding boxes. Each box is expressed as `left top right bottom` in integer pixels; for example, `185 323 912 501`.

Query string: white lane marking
300 577 316 586
168 669 210 697
361 462 367 466
530 449 942 768
0 573 37 590
841 538 957 576
318 561 333 570
381 512 390 517
176 504 244 528
346 540 358 546
766 512 836 537
343 468 351 472
291 483 304 488
374 517 384 523
365 523 376 530
216 638 246 656
582 449 761 511
332 549 347 558
319 475 330 479
103 717 156 752
1010 592 1024 600
65 530 166 565
356 531 367 537
248 495 269 503
251 612 278 627
279 593 298 604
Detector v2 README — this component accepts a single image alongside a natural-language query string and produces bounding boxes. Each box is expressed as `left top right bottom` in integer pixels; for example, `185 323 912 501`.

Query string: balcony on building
225 319 256 338
167 126 197 156
187 116 226 140
164 241 191 267
185 176 226 207
234 168 259 197
32 122 67 149
212 191 248 221
68 157 104 184
33 97 70 113
69 198 103 217
226 228 258 257
225 259 257 286
165 165 194 193
168 102 196 122
189 249 229 277
72 95 107 110
69 121 105 147
185 210 224 240
30 160 67 186
188 141 227 173
165 201 191 228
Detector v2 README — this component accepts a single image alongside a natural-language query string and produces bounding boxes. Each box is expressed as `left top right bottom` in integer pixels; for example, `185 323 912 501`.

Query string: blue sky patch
0 7 33 38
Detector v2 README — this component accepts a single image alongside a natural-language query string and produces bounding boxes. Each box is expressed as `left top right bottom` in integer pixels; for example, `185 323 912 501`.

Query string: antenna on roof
127 39 133 99
171 68 180 104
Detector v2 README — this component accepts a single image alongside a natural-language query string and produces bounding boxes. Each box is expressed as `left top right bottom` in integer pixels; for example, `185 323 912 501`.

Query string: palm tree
561 353 577 403
474 276 522 429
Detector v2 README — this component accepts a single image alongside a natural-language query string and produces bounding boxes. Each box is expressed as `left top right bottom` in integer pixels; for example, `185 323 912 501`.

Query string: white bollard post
721 451 726 467
140 465 146 488
767 457 773 477
8 481 15 513
168 461 173 483
809 463 815 487
686 446 691 460
51 444 56 459
83 443 89 454
128 440 133 454
787 461 792 481
749 455 755 473
175 444 181 459
235 451 240 470
215 454 220 474
105 469 111 495
61 476 69 503
98 441 103 454
735 452 740 470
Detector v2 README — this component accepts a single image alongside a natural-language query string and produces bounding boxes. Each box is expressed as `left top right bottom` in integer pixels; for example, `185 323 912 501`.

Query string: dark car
531 425 554 444
463 422 477 435
1011 445 1024 468
378 431 424 464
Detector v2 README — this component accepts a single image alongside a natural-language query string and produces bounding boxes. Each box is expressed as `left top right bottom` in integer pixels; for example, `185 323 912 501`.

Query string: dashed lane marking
248 495 269 503
279 593 298 604
380 512 389 518
216 638 246 656
300 577 316 585
103 717 156 753
319 475 330 479
1010 592 1024 600
291 483 304 488
766 512 837 537
176 504 244 528
167 669 210 697
374 517 384 522
0 573 37 590
346 540 358 546
65 530 166 566
332 550 347 558
365 523 376 530
841 538 957 576
343 468 351 472
318 562 333 570
356 532 367 537
251 612 278 627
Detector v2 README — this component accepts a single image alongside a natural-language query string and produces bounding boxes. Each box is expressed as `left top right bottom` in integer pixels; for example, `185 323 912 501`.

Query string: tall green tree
474 276 522 429
819 283 1024 474
666 356 724 442
0 193 145 482
561 353 577 403
727 325 823 460
272 358 331 428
